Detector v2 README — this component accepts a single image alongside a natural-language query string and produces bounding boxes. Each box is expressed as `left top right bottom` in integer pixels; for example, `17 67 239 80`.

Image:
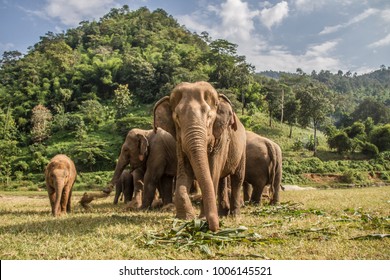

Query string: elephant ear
153 96 176 138
137 134 149 162
213 94 237 139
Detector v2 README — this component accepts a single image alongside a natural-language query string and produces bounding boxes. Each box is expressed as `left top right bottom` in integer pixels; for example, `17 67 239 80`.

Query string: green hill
0 6 389 190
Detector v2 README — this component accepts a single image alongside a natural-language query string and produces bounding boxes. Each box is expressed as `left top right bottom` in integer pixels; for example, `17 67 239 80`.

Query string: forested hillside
0 6 389 188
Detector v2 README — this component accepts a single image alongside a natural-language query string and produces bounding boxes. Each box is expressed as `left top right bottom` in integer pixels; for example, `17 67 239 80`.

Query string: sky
0 0 389 74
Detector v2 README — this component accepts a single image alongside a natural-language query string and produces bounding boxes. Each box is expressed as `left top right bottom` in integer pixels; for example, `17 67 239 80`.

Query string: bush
370 124 390 151
115 115 152 138
361 142 379 157
328 132 352 154
340 170 367 184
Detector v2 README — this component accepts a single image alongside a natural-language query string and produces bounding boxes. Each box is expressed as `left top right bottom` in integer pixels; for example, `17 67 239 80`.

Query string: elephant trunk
53 177 65 216
183 127 219 232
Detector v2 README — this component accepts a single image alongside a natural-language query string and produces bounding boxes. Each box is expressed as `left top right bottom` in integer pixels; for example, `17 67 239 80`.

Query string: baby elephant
45 154 77 216
114 170 134 204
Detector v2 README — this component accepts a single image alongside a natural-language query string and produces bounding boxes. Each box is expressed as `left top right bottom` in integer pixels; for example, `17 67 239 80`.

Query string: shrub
340 170 366 184
370 124 390 151
361 142 379 157
115 115 152 138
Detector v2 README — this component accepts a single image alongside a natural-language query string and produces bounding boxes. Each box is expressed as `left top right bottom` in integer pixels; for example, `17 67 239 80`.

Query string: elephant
154 81 246 232
45 154 77 216
106 127 177 209
243 131 282 205
113 169 134 204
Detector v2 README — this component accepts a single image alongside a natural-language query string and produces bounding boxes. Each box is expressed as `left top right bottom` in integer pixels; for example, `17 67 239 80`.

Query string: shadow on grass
0 203 175 237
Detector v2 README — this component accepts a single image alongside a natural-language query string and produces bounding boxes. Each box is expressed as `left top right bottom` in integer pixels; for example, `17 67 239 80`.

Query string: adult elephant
45 154 77 216
243 131 282 205
154 81 246 232
106 128 177 209
113 169 134 205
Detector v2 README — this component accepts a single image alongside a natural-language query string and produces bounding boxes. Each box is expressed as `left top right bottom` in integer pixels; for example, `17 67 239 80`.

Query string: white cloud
319 8 379 35
381 9 390 22
294 0 326 13
259 1 289 29
368 33 390 48
305 40 339 57
246 40 342 73
218 0 259 40
0 42 15 53
41 0 116 26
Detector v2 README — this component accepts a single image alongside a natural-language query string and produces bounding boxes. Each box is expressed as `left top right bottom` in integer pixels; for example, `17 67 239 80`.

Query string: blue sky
1 0 389 74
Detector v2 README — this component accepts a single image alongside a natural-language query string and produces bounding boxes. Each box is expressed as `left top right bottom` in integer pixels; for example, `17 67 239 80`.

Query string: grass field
1 187 389 260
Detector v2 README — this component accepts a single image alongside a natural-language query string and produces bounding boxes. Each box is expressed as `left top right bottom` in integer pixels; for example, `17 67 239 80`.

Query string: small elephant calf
114 169 134 204
45 154 77 216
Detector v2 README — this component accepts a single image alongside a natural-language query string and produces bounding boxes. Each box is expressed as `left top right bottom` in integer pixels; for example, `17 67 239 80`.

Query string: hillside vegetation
0 6 389 190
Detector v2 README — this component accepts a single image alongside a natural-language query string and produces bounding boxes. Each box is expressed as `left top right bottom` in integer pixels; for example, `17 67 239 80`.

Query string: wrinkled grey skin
113 170 134 204
106 128 177 209
243 131 282 205
153 81 246 232
45 154 77 216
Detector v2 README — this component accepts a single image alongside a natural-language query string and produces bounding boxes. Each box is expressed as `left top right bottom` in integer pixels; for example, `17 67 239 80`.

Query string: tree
31 105 52 143
351 98 390 124
370 124 390 152
296 82 334 156
284 97 300 138
327 131 352 154
113 84 133 118
261 79 283 127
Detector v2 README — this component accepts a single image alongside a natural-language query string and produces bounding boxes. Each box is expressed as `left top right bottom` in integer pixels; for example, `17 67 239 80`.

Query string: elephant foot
124 199 142 211
161 203 176 212
176 211 196 220
218 208 229 217
230 208 241 217
270 199 279 205
190 194 202 204
151 199 163 209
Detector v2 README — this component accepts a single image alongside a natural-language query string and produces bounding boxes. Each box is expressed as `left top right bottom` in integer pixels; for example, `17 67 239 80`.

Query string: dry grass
0 187 389 260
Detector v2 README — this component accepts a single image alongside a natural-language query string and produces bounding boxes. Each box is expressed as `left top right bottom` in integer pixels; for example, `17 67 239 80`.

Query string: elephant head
153 81 238 232
107 129 151 192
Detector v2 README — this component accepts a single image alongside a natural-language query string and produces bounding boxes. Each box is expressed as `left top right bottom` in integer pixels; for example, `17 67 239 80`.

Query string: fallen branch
79 191 110 209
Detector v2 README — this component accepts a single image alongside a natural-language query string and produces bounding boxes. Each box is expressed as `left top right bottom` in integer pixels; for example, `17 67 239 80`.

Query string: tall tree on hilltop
296 82 334 156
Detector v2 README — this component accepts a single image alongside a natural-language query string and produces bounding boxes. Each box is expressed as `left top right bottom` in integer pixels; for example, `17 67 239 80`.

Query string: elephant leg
217 177 230 217
250 181 266 204
160 175 173 205
123 172 134 204
175 166 195 220
229 174 244 216
142 170 160 210
66 189 73 213
127 168 144 210
113 183 121 204
47 187 56 215
61 187 71 214
243 181 252 203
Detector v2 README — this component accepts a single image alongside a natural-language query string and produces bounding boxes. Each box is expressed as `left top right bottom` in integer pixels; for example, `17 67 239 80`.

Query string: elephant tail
266 140 282 203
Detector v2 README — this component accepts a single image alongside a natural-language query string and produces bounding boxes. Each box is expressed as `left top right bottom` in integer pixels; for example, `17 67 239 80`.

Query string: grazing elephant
106 128 177 209
243 131 282 205
113 169 134 204
154 81 246 232
45 154 77 216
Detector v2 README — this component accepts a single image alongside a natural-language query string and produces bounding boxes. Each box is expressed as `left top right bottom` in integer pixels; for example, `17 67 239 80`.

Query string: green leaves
142 219 265 257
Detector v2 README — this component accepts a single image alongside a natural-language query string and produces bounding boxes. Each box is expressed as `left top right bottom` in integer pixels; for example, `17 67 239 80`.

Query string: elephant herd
45 81 282 232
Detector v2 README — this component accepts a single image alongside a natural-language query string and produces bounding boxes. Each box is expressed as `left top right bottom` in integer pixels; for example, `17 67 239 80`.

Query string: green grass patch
1 187 389 260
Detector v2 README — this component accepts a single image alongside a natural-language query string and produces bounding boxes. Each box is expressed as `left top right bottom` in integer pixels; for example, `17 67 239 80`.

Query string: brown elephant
154 81 246 232
243 131 282 205
106 127 177 209
113 169 134 204
45 154 77 216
